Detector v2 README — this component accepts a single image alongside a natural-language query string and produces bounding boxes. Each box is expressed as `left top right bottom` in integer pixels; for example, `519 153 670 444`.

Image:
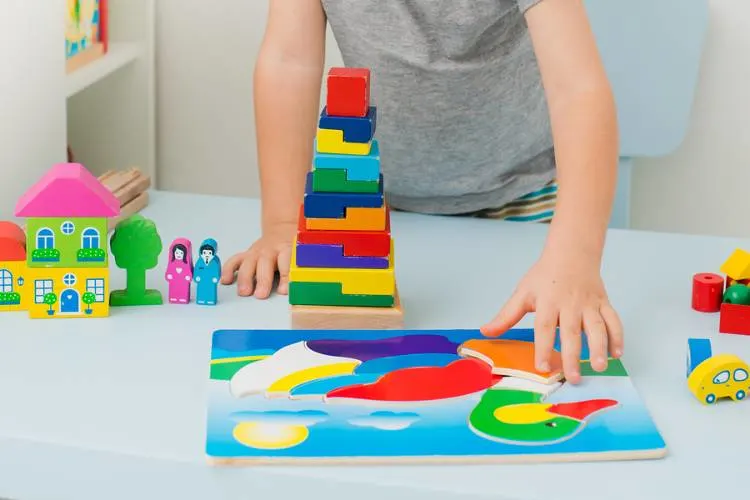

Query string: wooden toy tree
109 214 164 306
289 67 403 329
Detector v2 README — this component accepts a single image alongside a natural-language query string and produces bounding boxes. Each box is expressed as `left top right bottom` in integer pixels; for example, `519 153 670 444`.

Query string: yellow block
720 248 750 281
305 205 386 231
27 267 110 319
0 260 30 312
687 353 750 404
316 128 372 156
290 238 395 295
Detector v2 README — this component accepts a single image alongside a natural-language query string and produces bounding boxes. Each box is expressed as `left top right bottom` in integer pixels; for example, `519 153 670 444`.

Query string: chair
584 0 709 228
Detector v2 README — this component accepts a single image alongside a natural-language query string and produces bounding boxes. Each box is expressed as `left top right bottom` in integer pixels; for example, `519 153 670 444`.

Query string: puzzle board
205 328 666 464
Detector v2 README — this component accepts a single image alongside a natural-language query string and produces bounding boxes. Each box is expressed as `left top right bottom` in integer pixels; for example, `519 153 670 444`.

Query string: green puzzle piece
289 281 394 307
312 168 380 193
109 214 164 307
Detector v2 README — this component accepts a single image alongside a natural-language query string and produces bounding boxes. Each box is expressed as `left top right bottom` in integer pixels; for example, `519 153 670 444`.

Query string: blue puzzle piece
319 106 377 143
303 172 384 219
355 353 459 374
687 338 712 378
290 374 382 397
313 140 381 182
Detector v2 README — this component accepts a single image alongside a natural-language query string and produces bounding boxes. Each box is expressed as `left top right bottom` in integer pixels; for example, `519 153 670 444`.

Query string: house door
60 289 80 314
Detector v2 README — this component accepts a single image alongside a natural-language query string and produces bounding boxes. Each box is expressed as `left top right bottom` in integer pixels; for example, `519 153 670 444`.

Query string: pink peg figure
165 238 194 304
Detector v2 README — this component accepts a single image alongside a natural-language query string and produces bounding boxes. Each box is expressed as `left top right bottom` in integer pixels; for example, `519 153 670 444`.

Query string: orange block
458 339 563 384
305 204 387 231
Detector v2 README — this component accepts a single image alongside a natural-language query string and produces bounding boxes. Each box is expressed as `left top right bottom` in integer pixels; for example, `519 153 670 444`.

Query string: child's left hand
479 250 623 384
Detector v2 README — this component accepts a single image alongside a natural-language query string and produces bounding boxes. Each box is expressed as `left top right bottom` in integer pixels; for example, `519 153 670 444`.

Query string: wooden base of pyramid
291 287 404 330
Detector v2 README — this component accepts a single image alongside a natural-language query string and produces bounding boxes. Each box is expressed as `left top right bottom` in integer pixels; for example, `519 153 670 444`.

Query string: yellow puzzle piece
305 205 387 231
316 129 373 156
290 238 395 295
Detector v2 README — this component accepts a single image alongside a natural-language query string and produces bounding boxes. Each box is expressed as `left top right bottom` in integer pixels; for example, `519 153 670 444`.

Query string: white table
1 191 747 500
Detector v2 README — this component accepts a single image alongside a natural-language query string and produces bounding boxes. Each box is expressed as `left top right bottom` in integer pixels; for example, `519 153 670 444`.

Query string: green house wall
26 217 109 268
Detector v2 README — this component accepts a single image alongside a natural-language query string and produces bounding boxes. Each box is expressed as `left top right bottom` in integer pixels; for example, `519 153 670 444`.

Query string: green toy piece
723 284 750 306
109 214 164 307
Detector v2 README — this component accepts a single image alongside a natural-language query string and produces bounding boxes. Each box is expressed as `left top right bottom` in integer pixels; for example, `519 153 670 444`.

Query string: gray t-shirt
321 0 556 214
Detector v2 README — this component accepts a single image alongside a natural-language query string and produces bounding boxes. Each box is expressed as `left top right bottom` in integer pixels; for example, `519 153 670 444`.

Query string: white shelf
66 42 142 98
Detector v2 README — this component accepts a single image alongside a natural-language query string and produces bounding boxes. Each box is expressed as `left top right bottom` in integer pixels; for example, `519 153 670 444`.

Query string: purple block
296 242 388 269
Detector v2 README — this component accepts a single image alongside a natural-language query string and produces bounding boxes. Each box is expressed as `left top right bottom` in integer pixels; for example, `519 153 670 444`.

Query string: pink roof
14 163 121 218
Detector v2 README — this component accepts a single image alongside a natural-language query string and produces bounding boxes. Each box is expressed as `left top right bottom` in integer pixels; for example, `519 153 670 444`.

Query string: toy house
14 163 121 319
0 221 29 312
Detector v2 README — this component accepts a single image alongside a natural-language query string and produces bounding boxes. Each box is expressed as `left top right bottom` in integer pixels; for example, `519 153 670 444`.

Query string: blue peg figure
194 238 221 305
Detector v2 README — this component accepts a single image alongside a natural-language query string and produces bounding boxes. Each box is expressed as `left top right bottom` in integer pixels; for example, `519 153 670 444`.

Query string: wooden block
108 192 149 231
291 288 404 330
289 238 395 295
305 204 387 231
314 139 380 182
27 267 111 319
312 168 380 194
297 205 391 257
100 167 151 206
720 248 750 282
686 338 712 377
687 352 749 404
326 67 370 118
303 173 383 219
109 214 164 307
692 273 724 312
316 129 372 156
719 302 750 336
295 242 389 269
289 281 394 307
318 106 376 143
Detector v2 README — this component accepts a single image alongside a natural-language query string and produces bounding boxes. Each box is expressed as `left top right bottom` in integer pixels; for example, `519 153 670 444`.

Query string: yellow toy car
687 352 750 404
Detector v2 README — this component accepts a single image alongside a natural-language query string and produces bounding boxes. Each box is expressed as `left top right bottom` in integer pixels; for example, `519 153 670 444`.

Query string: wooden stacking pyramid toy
289 67 404 329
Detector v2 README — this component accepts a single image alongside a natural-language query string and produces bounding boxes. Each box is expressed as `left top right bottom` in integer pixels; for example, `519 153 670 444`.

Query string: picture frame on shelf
65 0 109 74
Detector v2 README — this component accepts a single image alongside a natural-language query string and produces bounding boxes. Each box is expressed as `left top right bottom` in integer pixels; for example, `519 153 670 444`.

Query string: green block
109 289 163 307
289 281 394 307
26 217 109 268
312 168 380 193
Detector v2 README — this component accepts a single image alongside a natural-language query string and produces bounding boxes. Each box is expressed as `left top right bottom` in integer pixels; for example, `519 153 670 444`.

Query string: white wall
155 0 342 198
631 0 750 238
0 0 67 221
155 0 748 238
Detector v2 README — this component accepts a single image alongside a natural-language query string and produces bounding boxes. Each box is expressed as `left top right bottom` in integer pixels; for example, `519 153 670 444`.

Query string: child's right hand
221 221 296 299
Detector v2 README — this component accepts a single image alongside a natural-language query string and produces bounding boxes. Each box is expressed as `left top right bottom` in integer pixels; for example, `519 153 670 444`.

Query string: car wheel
736 390 746 401
706 394 716 404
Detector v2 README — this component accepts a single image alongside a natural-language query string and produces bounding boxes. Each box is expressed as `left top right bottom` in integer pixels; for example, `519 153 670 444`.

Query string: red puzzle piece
325 358 497 402
297 205 391 257
326 68 370 118
719 302 750 336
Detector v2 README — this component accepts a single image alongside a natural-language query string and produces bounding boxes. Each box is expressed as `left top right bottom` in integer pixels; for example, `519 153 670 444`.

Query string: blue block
303 172 384 219
687 338 712 377
313 139 380 182
319 106 377 143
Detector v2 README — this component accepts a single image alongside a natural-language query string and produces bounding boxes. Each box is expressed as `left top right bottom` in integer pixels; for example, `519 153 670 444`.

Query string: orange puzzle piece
458 339 563 384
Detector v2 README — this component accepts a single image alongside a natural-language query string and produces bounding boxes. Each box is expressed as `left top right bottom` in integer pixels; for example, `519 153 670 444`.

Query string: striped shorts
471 179 558 223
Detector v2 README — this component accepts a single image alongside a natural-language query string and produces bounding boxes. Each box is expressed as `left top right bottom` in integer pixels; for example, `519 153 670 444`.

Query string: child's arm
481 0 624 382
221 0 327 298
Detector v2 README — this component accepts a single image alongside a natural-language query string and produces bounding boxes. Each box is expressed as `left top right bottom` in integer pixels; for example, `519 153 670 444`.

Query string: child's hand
221 222 296 299
480 250 623 384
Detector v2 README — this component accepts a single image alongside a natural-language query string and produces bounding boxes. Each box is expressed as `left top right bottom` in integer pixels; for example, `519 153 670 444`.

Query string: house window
61 221 75 235
36 228 55 249
0 269 12 293
86 278 105 303
82 228 100 249
63 273 77 287
34 279 54 304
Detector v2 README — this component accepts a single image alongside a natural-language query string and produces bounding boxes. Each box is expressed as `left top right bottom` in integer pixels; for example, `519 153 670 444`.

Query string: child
221 0 623 383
